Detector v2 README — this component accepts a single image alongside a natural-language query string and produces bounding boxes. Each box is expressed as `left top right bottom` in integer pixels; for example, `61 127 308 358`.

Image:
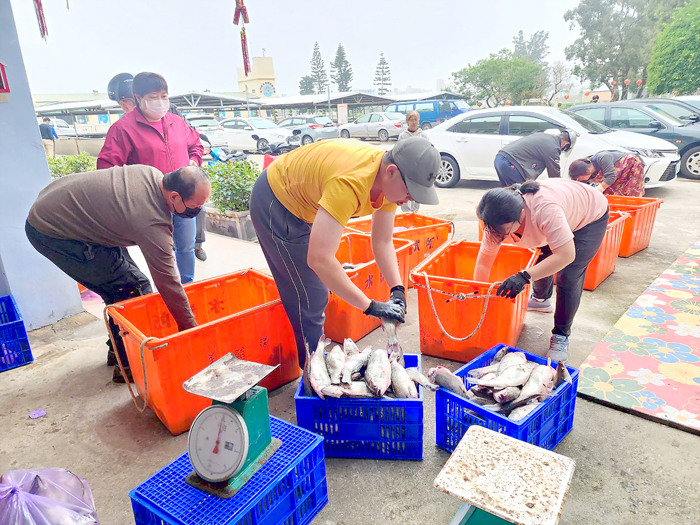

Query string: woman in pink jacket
98 72 203 284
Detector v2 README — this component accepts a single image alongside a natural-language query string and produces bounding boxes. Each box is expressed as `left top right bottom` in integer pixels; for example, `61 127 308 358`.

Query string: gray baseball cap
391 137 441 205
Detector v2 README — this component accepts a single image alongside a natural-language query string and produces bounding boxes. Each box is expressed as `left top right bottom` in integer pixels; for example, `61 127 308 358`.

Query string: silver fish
508 401 540 421
428 366 469 398
382 318 404 367
480 402 507 413
556 361 573 387
492 346 510 363
496 352 527 374
343 338 360 356
341 347 372 384
365 349 392 396
325 345 346 384
321 385 345 398
308 337 333 399
504 361 557 411
467 364 500 379
391 359 418 399
493 386 522 404
467 363 533 388
351 372 362 381
405 367 438 391
342 381 376 398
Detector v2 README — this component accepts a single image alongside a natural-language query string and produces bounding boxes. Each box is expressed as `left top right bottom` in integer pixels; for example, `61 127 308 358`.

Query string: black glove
390 285 406 311
497 271 531 299
364 300 406 323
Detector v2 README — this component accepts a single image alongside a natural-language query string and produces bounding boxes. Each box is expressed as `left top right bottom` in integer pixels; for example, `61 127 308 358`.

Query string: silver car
277 115 339 145
339 112 406 141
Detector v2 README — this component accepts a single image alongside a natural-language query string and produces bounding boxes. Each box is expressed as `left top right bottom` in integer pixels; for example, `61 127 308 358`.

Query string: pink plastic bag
0 468 98 525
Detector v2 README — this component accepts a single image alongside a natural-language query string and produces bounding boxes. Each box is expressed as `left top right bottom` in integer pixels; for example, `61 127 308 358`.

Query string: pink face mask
141 98 169 120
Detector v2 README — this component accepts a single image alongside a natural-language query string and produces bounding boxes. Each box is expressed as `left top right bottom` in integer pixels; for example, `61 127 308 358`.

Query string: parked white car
219 117 297 152
425 106 680 188
339 112 407 141
36 117 77 137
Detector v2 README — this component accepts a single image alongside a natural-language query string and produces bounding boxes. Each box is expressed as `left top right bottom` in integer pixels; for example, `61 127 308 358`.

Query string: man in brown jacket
26 164 210 382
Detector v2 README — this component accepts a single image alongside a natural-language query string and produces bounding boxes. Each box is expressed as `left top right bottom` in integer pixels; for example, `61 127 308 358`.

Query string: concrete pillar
0 0 82 329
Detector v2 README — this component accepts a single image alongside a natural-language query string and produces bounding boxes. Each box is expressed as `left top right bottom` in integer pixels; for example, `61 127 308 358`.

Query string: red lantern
611 80 617 86
624 78 630 85
505 99 512 106
584 90 591 96
564 94 570 99
636 79 643 85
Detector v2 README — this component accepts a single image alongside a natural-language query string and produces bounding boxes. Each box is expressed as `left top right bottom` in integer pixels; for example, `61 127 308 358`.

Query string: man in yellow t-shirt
250 137 441 366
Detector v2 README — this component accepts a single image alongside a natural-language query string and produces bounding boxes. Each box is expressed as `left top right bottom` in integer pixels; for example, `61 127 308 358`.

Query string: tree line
299 43 392 96
452 0 699 107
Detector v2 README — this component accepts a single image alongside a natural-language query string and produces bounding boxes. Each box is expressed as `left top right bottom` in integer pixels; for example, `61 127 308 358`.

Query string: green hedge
47 153 97 179
203 160 260 212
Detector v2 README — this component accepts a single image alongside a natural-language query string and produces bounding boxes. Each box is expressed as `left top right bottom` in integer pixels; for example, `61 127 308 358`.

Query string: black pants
249 171 328 368
494 153 526 187
25 221 153 367
531 210 609 338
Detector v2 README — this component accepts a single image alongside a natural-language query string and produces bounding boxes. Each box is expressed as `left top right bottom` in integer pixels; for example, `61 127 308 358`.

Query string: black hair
477 181 540 241
569 158 593 179
163 166 209 200
132 72 168 98
42 117 51 122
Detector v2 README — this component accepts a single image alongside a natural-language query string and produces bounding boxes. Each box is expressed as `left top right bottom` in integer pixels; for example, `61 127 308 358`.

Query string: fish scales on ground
405 367 438 391
428 366 470 398
325 345 346 384
391 358 418 399
382 318 404 367
341 347 372 384
365 349 392 396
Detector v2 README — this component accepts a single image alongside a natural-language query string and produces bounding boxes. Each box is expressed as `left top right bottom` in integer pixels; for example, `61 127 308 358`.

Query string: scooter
255 129 301 169
200 134 248 165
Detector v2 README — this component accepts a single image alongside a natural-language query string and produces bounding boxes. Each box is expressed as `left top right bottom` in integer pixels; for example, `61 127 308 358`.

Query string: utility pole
327 84 331 119
245 85 251 116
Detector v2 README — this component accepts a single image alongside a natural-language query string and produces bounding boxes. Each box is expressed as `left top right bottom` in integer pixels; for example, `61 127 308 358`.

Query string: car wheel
436 155 460 188
680 145 700 180
421 122 432 131
256 138 269 152
340 129 350 139
302 135 314 146
378 129 389 142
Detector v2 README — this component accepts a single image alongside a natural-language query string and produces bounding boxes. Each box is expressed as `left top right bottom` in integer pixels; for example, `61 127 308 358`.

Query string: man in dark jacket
494 129 576 187
39 117 58 158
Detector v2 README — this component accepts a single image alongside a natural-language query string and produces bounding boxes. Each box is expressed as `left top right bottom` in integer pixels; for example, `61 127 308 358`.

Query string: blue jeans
494 153 525 187
172 214 196 284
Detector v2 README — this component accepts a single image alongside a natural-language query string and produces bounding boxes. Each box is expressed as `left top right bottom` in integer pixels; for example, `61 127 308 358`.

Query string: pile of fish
428 346 572 421
302 319 437 400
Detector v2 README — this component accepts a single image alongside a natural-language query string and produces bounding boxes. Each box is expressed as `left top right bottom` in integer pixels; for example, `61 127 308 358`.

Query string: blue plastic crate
294 354 424 460
0 295 33 373
436 344 579 453
130 417 327 525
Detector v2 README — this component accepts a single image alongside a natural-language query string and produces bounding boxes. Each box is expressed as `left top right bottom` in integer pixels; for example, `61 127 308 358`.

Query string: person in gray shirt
494 130 576 187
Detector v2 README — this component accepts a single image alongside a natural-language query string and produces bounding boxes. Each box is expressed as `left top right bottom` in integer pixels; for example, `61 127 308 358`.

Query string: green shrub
204 160 260 212
47 153 97 179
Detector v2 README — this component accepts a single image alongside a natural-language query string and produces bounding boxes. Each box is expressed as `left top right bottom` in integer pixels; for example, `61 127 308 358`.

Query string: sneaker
112 366 133 384
195 247 207 261
527 294 554 313
546 335 569 363
106 346 117 367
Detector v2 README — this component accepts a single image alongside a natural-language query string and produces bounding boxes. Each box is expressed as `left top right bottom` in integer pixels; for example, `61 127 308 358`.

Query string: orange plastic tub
345 213 454 285
325 233 412 343
606 195 663 257
583 211 629 291
107 269 298 435
410 240 538 363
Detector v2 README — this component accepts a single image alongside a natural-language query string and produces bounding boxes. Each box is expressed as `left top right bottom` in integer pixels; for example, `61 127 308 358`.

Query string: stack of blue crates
130 417 328 525
0 295 33 373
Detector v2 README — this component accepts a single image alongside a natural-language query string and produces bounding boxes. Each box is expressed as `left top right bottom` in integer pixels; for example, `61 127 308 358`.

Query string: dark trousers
494 153 526 187
249 171 328 368
532 210 609 338
25 221 153 367
195 208 206 246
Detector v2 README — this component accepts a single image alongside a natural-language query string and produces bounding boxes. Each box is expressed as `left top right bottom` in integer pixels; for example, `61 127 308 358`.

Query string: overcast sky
11 0 580 97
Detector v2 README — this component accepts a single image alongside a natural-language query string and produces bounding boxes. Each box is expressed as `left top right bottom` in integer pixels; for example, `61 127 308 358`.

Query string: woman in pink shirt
474 178 609 362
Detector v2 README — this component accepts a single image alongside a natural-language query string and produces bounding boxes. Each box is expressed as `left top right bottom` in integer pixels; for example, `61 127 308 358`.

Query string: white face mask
141 98 169 120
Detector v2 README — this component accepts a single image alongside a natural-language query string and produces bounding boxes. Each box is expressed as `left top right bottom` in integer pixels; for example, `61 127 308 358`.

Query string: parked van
384 99 469 130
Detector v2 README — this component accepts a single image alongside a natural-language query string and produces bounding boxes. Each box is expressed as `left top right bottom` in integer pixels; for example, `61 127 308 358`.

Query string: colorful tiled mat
578 240 700 435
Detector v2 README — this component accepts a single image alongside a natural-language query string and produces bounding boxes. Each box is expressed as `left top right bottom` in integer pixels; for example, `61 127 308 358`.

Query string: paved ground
1 173 699 524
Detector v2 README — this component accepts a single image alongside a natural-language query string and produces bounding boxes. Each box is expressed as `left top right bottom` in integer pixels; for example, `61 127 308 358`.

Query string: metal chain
416 272 503 342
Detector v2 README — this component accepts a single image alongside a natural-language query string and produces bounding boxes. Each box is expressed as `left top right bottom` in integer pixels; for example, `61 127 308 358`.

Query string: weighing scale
183 354 282 498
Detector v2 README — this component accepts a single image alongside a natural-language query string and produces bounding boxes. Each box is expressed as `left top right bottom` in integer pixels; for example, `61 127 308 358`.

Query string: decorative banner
240 27 250 76
337 103 348 124
233 0 249 25
33 0 48 40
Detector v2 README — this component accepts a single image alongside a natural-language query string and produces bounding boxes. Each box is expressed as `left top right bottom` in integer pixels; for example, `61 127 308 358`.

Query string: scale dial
188 405 249 483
